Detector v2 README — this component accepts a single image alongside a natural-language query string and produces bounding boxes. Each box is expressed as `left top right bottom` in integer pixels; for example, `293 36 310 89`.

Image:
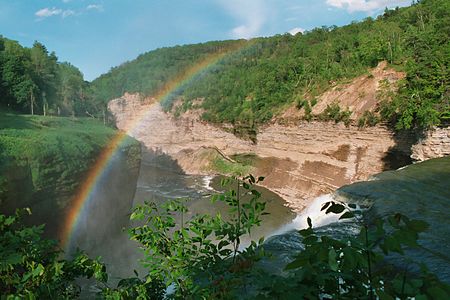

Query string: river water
73 154 450 289
263 156 450 283
73 152 294 285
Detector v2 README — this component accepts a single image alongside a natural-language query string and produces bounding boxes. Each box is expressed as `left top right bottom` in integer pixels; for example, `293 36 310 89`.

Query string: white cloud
35 7 62 18
35 7 76 19
87 4 104 12
326 0 409 13
219 0 268 39
288 27 305 35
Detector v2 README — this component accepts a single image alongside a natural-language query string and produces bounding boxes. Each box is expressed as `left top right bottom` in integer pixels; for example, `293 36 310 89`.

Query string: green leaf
326 203 345 214
303 235 318 245
251 189 261 197
299 228 314 237
130 211 144 221
321 201 331 211
248 174 256 184
339 211 354 220
343 247 356 269
285 256 308 270
4 253 22 265
4 216 15 226
427 286 450 299
307 217 312 228
32 264 45 277
328 248 338 271
407 219 429 233
376 289 395 300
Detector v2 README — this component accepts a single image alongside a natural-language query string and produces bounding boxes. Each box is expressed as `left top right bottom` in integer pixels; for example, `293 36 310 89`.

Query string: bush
358 110 379 127
320 102 352 125
2 180 450 299
258 200 450 299
128 175 268 299
0 209 108 299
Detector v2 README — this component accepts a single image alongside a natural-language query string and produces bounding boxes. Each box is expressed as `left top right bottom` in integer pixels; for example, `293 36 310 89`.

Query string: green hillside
91 0 449 131
0 112 138 216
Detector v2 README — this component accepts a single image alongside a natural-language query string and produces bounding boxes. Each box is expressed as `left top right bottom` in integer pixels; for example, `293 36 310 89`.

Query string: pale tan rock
107 62 448 213
109 94 418 213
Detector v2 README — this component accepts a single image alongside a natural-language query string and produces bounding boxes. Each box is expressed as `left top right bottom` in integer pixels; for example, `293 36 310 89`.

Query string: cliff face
411 128 450 162
107 59 450 212
109 94 424 212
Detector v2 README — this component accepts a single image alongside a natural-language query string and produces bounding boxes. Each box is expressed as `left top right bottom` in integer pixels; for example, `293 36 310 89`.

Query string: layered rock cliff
110 95 412 212
108 64 449 212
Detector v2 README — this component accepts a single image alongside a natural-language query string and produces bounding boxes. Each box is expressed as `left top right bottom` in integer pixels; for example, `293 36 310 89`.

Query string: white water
268 194 351 238
202 175 215 191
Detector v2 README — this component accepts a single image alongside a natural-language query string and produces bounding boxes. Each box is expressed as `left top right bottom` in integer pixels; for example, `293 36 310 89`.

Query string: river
70 154 450 290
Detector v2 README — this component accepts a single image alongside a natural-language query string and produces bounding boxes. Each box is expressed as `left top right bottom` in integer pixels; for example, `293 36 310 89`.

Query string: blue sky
0 0 410 81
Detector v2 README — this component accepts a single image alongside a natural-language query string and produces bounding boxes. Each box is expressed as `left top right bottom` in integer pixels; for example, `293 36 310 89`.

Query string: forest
1 0 448 132
89 0 449 131
0 37 99 117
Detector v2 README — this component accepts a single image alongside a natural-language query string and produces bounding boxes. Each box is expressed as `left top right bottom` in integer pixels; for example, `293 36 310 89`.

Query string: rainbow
59 40 251 250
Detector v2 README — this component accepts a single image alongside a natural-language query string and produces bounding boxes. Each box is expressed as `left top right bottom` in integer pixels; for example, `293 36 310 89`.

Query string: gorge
1 0 449 297
107 62 450 213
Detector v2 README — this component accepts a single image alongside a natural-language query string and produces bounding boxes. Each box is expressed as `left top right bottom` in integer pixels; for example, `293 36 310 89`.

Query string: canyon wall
0 138 141 239
411 127 450 162
108 94 444 212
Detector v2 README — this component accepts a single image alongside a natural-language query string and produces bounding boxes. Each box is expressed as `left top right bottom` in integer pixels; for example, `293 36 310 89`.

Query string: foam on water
269 194 345 237
202 175 215 191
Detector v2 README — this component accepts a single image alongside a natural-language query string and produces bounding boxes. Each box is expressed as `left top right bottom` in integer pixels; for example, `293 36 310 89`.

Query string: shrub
0 209 108 299
259 200 450 299
358 110 380 127
128 175 268 299
320 102 352 125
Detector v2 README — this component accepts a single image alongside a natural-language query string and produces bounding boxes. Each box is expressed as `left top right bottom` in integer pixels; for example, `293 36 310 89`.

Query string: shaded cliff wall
0 121 141 240
63 141 141 249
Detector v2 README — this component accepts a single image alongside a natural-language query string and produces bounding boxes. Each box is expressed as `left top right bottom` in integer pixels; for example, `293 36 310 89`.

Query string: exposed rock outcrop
411 127 450 162
108 63 448 212
312 61 404 119
109 94 420 212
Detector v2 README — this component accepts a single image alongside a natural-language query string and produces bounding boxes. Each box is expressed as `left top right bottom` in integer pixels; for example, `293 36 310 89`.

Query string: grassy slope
0 112 130 209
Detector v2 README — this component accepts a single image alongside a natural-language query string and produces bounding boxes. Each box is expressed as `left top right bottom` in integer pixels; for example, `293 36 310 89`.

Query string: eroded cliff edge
108 66 449 212
109 96 432 212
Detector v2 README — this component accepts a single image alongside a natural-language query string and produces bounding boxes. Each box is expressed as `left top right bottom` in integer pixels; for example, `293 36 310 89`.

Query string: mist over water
68 150 295 286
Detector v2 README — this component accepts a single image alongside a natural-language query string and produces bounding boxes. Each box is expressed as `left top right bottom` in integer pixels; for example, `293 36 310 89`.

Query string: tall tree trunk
30 89 34 116
42 92 47 116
